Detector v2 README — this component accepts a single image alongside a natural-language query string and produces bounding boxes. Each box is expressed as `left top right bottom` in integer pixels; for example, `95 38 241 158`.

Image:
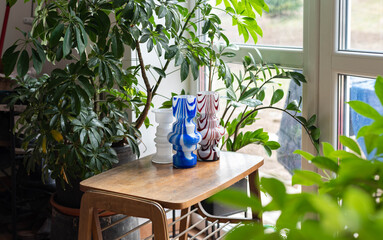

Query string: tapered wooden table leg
179 207 191 240
92 209 102 240
249 169 262 223
78 192 94 240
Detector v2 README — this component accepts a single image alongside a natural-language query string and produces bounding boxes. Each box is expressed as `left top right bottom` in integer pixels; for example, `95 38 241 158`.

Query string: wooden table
79 151 263 239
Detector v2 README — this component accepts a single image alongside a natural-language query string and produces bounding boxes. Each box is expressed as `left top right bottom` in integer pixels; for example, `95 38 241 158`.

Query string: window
317 0 383 148
210 0 304 47
198 0 383 224
201 0 306 225
338 0 383 53
338 75 383 155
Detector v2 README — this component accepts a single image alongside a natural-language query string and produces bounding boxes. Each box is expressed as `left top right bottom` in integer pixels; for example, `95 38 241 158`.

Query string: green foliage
3 0 270 185
219 53 319 155
267 0 302 17
213 76 383 240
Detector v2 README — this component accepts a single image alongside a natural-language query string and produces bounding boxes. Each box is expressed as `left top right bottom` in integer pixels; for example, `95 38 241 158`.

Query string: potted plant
212 76 383 239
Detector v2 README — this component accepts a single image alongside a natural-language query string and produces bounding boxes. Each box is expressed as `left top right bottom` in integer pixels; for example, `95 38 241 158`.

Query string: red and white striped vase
196 91 225 161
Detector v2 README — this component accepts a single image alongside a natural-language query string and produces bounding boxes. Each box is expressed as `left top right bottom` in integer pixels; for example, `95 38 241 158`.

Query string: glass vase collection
152 92 225 169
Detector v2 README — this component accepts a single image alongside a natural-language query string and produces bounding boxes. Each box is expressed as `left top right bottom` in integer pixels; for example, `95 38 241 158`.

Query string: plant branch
224 73 252 128
208 40 214 91
221 103 231 120
134 41 152 129
133 0 203 129
232 106 318 153
151 0 201 97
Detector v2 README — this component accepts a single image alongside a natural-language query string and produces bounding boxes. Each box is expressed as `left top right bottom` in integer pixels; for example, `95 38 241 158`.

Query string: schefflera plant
3 0 143 186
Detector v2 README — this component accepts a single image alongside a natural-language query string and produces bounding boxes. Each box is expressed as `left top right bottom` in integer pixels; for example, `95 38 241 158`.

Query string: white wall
132 48 191 157
132 1 193 157
0 1 32 54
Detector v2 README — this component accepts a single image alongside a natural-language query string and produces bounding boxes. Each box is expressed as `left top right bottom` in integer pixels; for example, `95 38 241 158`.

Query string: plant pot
0 76 16 91
196 91 225 161
113 144 137 167
168 95 201 168
201 178 248 216
55 179 83 209
50 195 140 240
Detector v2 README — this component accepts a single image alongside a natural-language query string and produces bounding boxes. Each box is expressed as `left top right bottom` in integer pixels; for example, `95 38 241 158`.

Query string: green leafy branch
218 53 320 155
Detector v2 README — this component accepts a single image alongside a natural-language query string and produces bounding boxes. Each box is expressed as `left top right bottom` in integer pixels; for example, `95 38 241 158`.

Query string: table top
80 151 263 209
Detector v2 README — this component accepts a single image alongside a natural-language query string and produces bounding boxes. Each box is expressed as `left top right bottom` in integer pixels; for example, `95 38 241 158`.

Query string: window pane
339 0 383 53
211 63 302 225
209 0 303 47
338 75 383 156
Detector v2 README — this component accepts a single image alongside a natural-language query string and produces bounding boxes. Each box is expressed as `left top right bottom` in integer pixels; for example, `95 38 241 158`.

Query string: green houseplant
2 0 270 201
187 45 320 216
1 0 288 238
212 76 383 240
212 50 320 155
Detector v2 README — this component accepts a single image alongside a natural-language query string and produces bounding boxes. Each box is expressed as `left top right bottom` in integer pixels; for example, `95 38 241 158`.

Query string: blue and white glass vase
168 95 202 168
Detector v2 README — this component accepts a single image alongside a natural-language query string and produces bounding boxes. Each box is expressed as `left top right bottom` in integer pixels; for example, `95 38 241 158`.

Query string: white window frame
195 1 309 171
317 0 383 146
194 0 383 184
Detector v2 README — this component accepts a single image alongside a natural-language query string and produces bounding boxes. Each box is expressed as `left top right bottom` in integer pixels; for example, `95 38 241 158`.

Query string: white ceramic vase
152 109 174 164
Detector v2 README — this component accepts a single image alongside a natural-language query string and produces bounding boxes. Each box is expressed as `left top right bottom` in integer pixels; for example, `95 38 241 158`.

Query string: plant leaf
293 149 314 161
51 130 64 142
311 156 339 173
238 88 258 101
209 189 261 212
63 26 72 57
180 58 189 81
292 170 323 186
49 23 64 48
153 67 166 78
202 20 211 34
75 27 85 55
375 76 383 106
31 48 43 74
270 89 284 105
348 100 382 120
2 45 19 76
261 177 286 207
17 50 29 77
339 136 361 155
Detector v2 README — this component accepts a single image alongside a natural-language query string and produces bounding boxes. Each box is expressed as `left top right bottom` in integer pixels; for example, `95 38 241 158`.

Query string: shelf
0 140 10 147
0 104 26 113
